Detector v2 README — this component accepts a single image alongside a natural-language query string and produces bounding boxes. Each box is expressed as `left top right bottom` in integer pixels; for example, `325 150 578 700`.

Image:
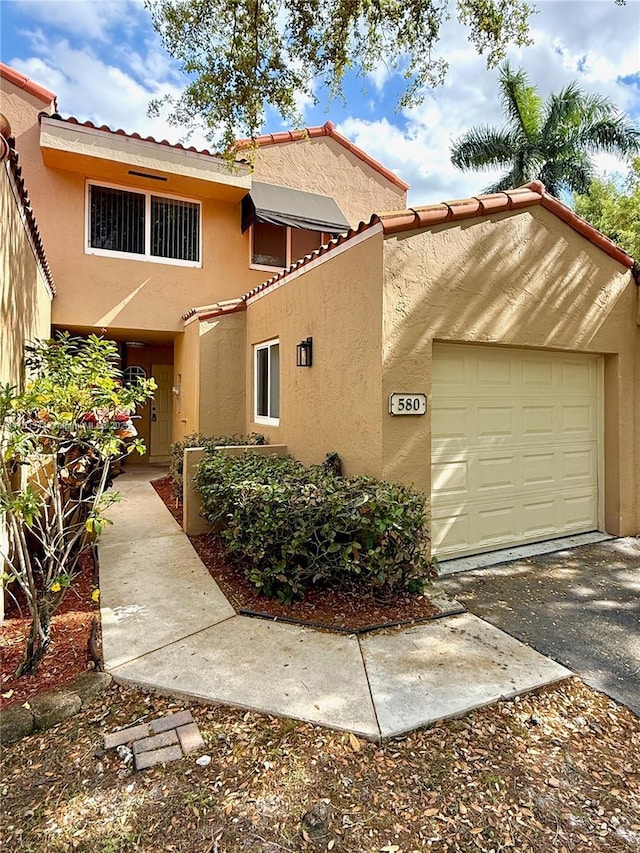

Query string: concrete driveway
440 538 640 716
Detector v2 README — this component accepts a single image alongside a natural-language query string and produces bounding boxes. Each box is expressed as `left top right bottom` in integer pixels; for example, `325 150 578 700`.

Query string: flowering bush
0 333 156 675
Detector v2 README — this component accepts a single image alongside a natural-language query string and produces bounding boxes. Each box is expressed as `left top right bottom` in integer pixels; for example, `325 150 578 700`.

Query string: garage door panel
523 359 554 387
431 406 469 439
431 460 468 497
562 404 597 435
432 344 600 559
522 452 555 485
522 405 555 435
477 455 516 492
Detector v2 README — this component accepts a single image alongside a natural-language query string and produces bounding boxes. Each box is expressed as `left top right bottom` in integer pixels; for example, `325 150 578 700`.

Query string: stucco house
1 62 638 562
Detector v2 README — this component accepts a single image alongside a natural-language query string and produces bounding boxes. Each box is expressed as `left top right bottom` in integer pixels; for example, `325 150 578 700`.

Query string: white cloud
341 1 640 205
8 0 138 42
3 0 639 200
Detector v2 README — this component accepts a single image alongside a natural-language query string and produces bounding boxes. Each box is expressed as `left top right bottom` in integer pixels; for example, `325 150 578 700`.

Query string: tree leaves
145 0 534 151
450 63 640 196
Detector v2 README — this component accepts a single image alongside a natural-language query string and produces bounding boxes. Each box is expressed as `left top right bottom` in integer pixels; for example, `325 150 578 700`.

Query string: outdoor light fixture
296 336 313 367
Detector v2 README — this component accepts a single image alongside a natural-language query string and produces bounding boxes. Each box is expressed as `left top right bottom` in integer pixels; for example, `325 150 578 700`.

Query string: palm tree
450 63 640 197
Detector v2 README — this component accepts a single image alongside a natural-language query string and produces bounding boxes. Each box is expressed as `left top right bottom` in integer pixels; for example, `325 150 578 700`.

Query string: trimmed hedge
195 452 433 602
169 431 266 495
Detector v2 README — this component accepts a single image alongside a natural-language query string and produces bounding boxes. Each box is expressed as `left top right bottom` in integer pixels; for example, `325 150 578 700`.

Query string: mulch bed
0 551 98 710
151 475 442 632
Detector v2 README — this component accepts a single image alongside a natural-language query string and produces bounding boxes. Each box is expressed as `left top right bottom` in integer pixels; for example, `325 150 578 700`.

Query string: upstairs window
250 222 325 270
87 183 201 266
254 339 280 425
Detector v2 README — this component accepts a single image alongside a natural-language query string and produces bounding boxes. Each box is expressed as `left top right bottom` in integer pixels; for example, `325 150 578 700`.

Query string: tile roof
1 134 56 295
241 181 638 303
236 121 410 192
0 62 56 105
43 114 244 163
183 300 246 323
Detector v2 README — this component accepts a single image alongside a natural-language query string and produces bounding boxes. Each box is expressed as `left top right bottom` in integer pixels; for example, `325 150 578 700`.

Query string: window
254 339 280 425
123 365 147 386
250 222 326 270
88 183 201 265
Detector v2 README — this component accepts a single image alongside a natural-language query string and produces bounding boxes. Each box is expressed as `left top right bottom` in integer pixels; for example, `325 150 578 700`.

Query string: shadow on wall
0 163 47 387
381 206 635 508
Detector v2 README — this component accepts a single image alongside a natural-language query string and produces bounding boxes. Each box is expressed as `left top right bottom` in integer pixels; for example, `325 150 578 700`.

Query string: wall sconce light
296 336 313 367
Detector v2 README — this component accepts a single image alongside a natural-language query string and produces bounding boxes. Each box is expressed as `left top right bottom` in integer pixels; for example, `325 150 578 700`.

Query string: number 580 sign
389 393 428 416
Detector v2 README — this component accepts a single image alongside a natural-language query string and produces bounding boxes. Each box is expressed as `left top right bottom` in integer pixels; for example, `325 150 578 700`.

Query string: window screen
255 341 280 421
291 229 323 263
151 196 200 262
90 186 145 254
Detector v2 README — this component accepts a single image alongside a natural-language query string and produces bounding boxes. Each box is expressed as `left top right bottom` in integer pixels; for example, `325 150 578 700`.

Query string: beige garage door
431 344 601 559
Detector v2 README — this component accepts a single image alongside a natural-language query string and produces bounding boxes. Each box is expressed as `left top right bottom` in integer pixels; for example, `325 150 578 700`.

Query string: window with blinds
88 184 201 265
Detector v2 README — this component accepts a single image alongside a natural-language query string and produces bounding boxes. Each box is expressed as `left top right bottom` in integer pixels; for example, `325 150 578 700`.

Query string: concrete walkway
99 467 570 741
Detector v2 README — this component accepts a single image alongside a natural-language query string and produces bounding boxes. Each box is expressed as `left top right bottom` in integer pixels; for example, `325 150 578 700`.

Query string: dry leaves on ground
2 677 639 852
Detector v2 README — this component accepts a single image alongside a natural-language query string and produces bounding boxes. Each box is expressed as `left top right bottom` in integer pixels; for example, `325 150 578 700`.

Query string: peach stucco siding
0 77 269 336
245 233 386 475
381 206 639 535
250 136 407 228
0 157 52 388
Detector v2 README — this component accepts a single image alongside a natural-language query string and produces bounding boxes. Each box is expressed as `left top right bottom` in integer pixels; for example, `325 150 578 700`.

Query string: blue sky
1 0 639 204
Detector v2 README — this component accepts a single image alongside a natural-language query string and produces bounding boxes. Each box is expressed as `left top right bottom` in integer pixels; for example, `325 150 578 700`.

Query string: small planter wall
182 445 288 536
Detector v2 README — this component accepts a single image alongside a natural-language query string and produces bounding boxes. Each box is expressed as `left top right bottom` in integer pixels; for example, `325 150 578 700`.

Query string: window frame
253 338 280 426
85 179 202 268
248 224 329 272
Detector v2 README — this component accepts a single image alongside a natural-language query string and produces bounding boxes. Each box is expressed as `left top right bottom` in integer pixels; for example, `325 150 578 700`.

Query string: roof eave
236 121 409 192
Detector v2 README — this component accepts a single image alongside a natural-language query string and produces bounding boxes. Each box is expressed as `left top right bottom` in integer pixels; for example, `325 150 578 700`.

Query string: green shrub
195 452 433 603
169 431 266 495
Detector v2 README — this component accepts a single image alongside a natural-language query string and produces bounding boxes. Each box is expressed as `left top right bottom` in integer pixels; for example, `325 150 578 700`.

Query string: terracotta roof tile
0 62 56 105
236 121 410 192
1 134 56 295
183 300 247 323
241 182 638 303
43 114 245 164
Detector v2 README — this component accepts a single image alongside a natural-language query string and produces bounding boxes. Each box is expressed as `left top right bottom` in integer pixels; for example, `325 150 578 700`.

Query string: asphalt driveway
440 537 640 716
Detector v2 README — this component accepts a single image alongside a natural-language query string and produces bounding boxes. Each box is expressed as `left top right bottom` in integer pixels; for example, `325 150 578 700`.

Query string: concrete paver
361 613 571 738
110 615 381 739
104 705 206 770
100 532 234 668
177 723 205 754
101 468 575 739
134 744 183 770
104 722 150 749
132 729 179 754
150 710 194 733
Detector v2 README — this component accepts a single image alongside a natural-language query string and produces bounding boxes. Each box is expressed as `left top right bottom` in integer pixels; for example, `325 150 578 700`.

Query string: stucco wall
0 159 52 388
382 206 639 535
250 136 407 228
174 322 200 442
245 233 385 474
0 78 52 142
0 79 271 334
198 311 246 438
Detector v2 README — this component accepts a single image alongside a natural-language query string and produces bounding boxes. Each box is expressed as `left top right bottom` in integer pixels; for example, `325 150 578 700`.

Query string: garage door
431 344 601 559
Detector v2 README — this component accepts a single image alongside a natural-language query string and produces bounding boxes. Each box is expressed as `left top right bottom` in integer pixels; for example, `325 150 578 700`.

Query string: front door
150 364 173 462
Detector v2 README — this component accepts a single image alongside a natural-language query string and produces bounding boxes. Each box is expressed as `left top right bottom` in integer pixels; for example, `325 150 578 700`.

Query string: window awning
241 181 350 234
